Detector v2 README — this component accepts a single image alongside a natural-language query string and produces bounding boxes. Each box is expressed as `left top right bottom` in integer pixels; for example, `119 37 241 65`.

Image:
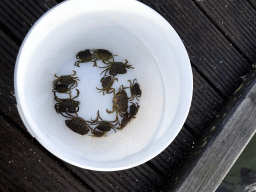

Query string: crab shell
53 84 69 93
131 83 142 97
101 76 114 89
58 75 77 86
119 115 131 130
65 117 90 135
113 90 128 113
97 49 113 61
95 121 114 132
77 49 92 62
129 103 140 118
91 129 107 137
109 63 127 76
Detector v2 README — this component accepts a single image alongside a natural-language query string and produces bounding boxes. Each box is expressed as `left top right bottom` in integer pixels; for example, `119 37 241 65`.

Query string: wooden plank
64 160 166 192
148 131 196 177
248 0 256 9
15 0 42 18
35 0 58 11
194 0 256 63
185 68 226 134
4 1 37 26
139 0 251 97
163 68 256 192
0 115 91 191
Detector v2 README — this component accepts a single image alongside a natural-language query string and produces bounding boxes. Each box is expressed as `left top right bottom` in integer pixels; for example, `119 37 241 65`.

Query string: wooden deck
1 0 256 191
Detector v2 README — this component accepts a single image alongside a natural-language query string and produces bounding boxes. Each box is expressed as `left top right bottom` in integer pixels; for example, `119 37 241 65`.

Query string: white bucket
14 0 192 171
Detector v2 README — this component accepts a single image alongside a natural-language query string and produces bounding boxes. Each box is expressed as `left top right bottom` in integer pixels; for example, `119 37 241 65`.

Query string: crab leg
100 66 111 76
71 70 76 76
107 88 115 95
60 112 75 118
91 110 101 122
74 61 81 67
106 108 114 114
54 92 61 102
99 64 111 69
72 89 80 99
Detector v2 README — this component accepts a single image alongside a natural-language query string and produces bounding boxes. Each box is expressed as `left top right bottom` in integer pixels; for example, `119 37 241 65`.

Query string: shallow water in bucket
55 53 140 136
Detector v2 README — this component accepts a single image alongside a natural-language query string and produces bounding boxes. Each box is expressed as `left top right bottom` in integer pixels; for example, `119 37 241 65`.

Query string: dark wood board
248 0 256 9
0 115 90 191
194 0 256 63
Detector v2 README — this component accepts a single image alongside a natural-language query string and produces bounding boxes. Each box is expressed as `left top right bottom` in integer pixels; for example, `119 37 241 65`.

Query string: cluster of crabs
52 49 141 137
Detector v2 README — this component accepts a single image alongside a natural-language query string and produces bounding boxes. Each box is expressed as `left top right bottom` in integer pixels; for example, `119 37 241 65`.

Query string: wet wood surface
0 0 255 191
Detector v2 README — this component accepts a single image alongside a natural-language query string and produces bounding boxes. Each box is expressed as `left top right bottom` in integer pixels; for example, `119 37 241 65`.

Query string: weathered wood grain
148 127 197 177
185 68 225 134
194 0 256 63
248 0 256 9
163 68 256 192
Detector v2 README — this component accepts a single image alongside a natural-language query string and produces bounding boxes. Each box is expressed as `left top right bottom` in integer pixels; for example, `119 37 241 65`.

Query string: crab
54 89 80 117
100 59 134 76
90 110 118 137
117 113 131 130
106 85 129 118
75 49 95 67
127 79 142 101
96 76 118 95
92 49 117 66
52 84 71 97
65 114 92 135
129 103 140 118
53 70 79 90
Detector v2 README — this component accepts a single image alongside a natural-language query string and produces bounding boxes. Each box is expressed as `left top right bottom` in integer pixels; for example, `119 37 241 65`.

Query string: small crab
53 70 80 90
52 84 71 97
100 59 134 76
90 110 118 137
129 103 140 118
75 49 95 67
92 49 117 66
106 85 129 118
127 79 142 101
65 114 92 135
96 76 118 95
54 89 80 117
117 113 131 130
